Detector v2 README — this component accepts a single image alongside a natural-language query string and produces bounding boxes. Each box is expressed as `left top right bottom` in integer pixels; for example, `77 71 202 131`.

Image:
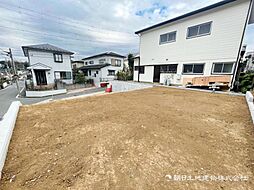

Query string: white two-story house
22 44 74 87
79 52 125 85
134 0 254 88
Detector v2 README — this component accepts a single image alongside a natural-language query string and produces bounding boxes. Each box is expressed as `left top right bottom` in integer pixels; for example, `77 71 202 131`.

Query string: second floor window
54 53 63 63
159 31 176 44
187 22 212 38
111 59 121 67
99 59 106 64
89 61 94 64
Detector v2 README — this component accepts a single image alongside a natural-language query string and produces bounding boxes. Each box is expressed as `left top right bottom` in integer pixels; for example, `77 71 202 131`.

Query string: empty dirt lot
1 87 254 190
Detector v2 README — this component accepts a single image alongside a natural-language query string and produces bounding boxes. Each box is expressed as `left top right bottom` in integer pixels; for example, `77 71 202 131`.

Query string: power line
0 25 136 45
0 17 138 45
0 2 134 35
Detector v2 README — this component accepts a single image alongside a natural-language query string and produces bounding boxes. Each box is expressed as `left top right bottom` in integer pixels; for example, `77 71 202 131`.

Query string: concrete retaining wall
0 101 22 179
110 81 153 92
245 91 254 124
26 89 67 97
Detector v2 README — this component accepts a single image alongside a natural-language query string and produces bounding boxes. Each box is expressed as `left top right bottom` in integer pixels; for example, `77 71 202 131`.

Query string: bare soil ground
1 87 254 190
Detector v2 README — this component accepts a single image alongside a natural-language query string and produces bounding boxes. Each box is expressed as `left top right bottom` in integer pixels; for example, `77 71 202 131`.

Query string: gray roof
82 52 125 61
79 63 110 70
22 44 74 57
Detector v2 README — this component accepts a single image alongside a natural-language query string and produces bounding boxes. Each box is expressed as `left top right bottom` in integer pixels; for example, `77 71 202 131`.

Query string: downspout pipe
230 0 253 90
138 57 140 82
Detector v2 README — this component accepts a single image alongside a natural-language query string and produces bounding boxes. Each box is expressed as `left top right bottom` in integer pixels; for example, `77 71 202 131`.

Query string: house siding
135 0 250 85
28 50 73 85
83 55 124 86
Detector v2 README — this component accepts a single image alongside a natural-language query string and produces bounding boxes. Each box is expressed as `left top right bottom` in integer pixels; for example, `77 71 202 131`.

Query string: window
84 70 88 76
88 70 91 76
187 22 212 38
85 62 88 65
54 53 63 63
183 64 204 74
108 70 115 76
135 66 145 74
160 31 177 44
111 59 121 67
99 59 106 64
59 72 71 79
96 71 99 74
89 61 94 64
212 62 234 74
160 64 178 73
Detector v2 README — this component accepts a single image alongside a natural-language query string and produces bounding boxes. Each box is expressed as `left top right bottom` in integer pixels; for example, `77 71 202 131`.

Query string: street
0 81 104 119
0 82 24 118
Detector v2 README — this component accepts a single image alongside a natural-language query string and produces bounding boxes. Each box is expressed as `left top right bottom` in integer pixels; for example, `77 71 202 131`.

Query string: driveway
0 81 104 118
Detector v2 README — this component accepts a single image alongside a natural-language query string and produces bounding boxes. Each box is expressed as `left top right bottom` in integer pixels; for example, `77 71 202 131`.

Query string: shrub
75 73 86 84
116 70 133 81
239 72 254 93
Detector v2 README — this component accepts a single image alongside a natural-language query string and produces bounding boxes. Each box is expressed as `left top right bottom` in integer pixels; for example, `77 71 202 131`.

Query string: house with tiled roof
22 44 74 87
79 52 125 85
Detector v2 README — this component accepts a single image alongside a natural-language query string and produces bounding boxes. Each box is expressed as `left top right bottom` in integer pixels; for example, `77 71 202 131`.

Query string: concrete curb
34 91 105 105
245 91 254 124
157 85 245 97
26 89 67 98
0 101 22 179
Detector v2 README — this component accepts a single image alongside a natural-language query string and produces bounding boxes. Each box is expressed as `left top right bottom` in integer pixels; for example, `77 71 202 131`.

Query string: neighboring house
72 60 84 69
134 0 254 88
79 52 125 85
245 51 254 71
22 44 74 86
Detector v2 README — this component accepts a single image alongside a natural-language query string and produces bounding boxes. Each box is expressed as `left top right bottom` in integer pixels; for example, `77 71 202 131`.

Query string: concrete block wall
245 91 254 124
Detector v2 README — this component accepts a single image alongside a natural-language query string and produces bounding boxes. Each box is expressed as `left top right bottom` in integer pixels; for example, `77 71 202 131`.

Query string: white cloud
0 0 253 60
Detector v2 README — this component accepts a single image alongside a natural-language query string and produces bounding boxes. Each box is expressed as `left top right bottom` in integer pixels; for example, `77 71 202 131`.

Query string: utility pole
8 48 20 96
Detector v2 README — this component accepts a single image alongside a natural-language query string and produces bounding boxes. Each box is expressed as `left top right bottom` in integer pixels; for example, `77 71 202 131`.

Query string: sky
0 0 253 61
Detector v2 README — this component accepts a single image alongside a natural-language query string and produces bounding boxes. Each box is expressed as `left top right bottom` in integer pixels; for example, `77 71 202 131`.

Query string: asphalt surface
0 81 104 119
0 81 24 119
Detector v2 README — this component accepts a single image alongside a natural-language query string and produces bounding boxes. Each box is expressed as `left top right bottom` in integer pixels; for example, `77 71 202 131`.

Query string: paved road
0 82 104 119
0 81 25 118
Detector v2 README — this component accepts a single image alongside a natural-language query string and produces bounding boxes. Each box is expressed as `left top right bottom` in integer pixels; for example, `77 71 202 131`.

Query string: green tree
128 53 134 74
75 72 86 84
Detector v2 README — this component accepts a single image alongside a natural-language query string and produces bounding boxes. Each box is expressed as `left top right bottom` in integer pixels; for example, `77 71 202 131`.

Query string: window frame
108 70 116 76
160 64 178 74
99 59 106 64
111 59 122 67
211 62 234 75
53 53 63 63
159 31 177 45
135 66 145 74
187 21 212 39
58 71 72 80
182 63 205 75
